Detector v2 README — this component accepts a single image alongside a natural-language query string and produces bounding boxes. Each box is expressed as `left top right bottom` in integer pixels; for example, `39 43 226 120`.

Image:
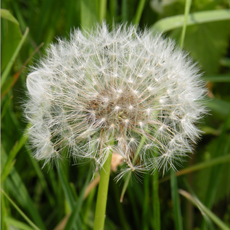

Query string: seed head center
87 87 145 129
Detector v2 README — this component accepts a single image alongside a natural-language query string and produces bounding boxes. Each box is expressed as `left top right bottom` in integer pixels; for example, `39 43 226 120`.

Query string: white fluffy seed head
25 23 206 176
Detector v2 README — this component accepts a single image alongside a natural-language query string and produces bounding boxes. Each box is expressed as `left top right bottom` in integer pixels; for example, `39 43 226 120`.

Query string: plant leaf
4 216 35 230
206 98 230 118
1 9 19 24
171 20 230 74
152 9 230 32
203 74 230 82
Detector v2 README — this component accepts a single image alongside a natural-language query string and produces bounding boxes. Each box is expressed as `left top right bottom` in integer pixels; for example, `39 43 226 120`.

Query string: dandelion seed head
25 23 206 177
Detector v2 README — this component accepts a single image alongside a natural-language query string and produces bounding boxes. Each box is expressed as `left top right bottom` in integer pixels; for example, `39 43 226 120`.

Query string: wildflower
25 23 206 176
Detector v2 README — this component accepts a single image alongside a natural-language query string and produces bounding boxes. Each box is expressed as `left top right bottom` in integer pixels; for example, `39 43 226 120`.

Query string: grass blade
64 173 90 230
26 147 55 207
159 154 230 183
121 0 128 22
1 96 13 119
1 150 46 230
1 9 19 24
56 159 80 229
179 190 230 230
127 185 141 229
1 189 40 230
1 42 44 98
1 128 28 182
170 169 183 230
81 0 98 30
111 181 130 230
4 216 35 230
152 9 230 32
201 112 230 230
1 27 29 87
1 187 9 230
109 0 118 24
99 0 107 23
153 169 160 230
180 0 192 48
57 164 75 211
142 174 150 230
133 0 146 25
120 171 132 202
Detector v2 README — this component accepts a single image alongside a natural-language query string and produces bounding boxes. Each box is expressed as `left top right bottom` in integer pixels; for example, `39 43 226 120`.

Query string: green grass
1 0 230 229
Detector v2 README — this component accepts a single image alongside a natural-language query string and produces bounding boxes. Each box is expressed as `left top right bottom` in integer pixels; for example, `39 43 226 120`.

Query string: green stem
93 153 112 230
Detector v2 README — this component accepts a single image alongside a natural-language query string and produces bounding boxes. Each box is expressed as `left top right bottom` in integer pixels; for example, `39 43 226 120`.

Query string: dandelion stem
93 152 112 230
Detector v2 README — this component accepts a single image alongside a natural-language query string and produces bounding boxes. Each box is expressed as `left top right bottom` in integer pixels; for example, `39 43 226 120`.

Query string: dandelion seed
129 105 134 110
114 106 120 111
25 23 206 176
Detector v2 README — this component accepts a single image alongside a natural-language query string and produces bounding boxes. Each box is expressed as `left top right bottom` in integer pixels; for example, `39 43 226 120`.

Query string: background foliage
1 0 230 229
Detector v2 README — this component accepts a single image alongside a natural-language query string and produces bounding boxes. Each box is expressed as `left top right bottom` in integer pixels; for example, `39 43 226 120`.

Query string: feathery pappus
25 23 206 178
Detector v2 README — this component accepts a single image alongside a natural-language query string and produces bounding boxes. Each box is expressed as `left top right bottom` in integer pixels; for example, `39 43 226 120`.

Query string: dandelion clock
25 23 206 230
